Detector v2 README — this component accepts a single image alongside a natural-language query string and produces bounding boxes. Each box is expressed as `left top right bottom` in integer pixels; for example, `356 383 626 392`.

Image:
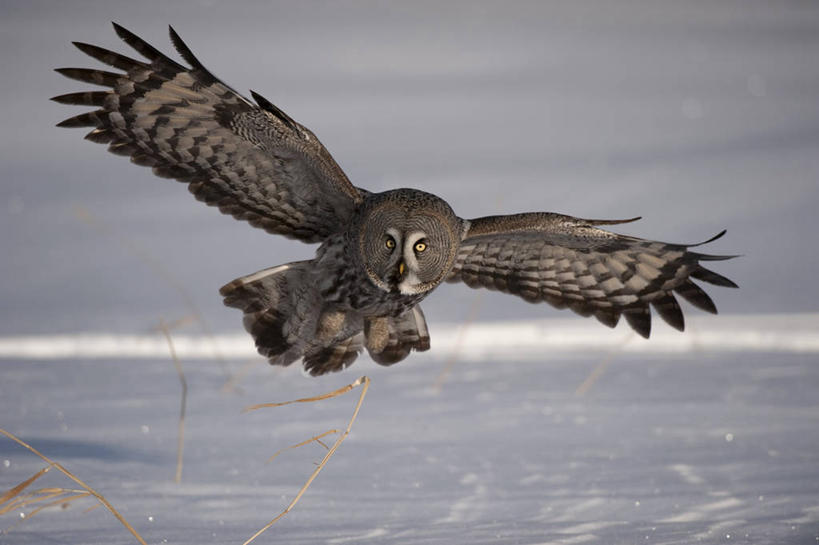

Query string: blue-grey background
2 0 817 336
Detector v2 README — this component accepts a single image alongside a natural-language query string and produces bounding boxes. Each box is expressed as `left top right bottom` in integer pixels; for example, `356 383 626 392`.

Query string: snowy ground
2 316 819 544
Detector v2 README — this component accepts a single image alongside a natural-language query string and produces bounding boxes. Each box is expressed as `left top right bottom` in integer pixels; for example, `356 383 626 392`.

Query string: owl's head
353 189 464 296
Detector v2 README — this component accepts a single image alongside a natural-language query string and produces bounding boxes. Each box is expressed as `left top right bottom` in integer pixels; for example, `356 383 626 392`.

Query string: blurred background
2 0 817 338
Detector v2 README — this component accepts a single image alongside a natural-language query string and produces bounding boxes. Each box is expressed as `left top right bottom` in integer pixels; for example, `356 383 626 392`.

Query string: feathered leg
364 306 431 365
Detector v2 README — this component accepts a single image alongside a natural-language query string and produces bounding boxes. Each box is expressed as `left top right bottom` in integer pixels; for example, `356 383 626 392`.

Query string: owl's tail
220 261 431 375
219 261 363 375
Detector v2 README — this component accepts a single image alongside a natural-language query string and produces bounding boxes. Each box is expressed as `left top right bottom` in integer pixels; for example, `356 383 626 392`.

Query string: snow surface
1 313 819 360
2 315 819 544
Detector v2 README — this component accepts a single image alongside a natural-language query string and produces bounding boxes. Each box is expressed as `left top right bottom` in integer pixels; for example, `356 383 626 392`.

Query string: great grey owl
53 24 737 376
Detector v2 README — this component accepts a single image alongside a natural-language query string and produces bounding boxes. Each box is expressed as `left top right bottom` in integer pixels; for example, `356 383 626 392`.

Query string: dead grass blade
242 376 370 545
150 314 198 332
23 491 91 519
0 428 148 545
266 430 339 463
0 465 52 508
574 332 636 396
159 319 187 484
3 489 92 533
2 486 70 515
243 377 367 412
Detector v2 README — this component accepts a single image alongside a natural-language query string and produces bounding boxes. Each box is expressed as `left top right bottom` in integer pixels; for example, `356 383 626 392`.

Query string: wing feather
53 23 364 243
448 213 737 338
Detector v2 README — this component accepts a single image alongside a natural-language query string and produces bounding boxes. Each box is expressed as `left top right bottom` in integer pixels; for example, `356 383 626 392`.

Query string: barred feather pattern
447 213 737 338
302 332 366 376
220 260 371 376
53 23 363 243
365 306 431 365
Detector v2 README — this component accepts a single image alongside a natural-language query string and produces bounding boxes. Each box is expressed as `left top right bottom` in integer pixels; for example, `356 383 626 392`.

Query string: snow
1 313 819 361
2 316 819 544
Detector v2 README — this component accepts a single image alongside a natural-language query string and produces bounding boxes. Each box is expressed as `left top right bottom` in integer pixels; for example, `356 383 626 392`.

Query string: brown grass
266 430 340 463
2 484 92 534
0 428 148 544
241 375 370 545
574 332 636 396
159 319 188 484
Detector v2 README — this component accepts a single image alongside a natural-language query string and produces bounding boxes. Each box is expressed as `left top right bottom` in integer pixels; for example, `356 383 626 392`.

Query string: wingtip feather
691 266 738 288
675 280 719 314
56 111 101 128
694 229 727 246
72 41 148 71
585 216 642 226
251 89 299 131
168 25 202 69
623 308 651 338
54 67 121 87
652 293 685 332
50 91 108 106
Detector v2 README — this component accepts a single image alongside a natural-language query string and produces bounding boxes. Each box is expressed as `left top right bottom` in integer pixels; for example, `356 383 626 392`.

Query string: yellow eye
385 237 396 249
414 241 427 253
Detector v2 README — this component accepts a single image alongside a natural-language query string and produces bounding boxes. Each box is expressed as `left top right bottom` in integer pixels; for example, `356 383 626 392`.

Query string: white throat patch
398 231 427 295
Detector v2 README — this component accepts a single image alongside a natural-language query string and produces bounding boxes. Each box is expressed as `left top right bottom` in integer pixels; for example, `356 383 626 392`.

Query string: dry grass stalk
3 485 69 514
3 487 92 533
266 429 339 463
0 428 148 545
242 376 370 545
243 377 368 413
0 465 52 507
159 319 188 484
574 332 635 396
151 314 198 332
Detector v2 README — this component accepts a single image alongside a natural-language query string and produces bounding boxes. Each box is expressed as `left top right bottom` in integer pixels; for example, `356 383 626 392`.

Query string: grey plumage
54 24 738 376
449 213 735 338
55 23 362 244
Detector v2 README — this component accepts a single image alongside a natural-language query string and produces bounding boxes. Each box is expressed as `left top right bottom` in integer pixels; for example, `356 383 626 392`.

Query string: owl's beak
398 261 406 279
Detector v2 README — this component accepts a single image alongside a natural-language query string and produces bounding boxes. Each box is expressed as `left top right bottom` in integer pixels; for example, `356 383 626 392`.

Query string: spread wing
447 213 738 337
52 23 364 243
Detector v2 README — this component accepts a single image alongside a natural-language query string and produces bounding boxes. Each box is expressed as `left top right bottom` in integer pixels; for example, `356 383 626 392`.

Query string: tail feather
221 261 368 375
220 261 316 367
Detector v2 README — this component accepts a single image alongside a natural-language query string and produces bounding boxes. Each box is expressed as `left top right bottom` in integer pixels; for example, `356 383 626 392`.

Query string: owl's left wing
52 24 364 243
446 213 738 337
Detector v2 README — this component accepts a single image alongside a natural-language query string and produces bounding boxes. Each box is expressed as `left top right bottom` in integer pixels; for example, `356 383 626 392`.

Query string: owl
54 24 737 376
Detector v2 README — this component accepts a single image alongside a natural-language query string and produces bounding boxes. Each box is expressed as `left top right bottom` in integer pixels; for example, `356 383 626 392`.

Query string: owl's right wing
53 23 364 243
447 213 738 337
